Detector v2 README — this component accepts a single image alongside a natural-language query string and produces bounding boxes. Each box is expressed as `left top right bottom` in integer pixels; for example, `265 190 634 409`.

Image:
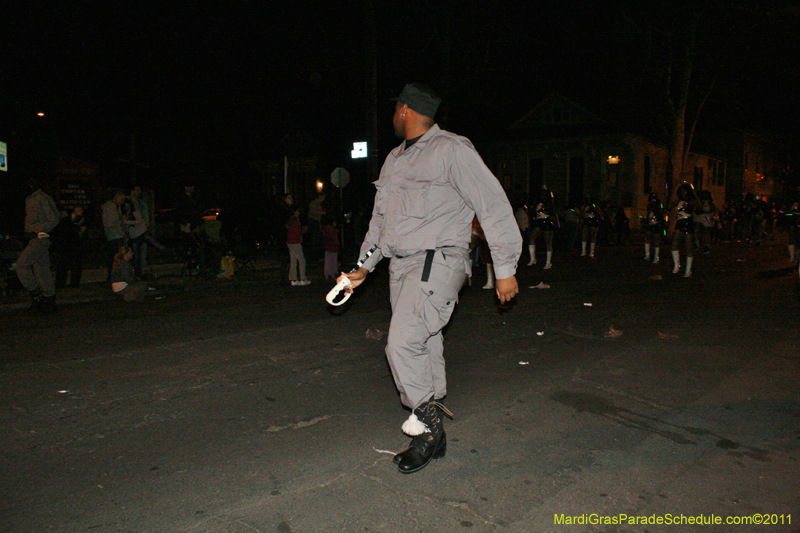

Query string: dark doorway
529 158 543 201
568 156 585 207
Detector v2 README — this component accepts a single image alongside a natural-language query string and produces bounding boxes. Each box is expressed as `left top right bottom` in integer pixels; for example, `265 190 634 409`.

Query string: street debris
519 361 530 365
373 448 398 456
536 331 544 336
603 327 623 339
529 282 550 289
658 332 679 339
366 328 385 340
649 274 663 280
584 302 593 307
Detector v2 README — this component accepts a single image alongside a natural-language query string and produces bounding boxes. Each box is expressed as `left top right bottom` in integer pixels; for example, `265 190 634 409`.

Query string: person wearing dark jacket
54 206 86 288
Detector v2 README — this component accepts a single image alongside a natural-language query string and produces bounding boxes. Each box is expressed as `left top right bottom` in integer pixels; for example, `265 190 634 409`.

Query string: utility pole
365 0 378 183
131 134 137 187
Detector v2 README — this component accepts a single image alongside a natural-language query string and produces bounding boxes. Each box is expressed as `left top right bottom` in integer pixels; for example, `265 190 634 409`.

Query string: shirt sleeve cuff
493 264 517 281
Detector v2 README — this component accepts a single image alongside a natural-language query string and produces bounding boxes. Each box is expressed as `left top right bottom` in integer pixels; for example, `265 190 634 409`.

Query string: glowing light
316 180 324 192
37 112 45 117
351 142 368 159
607 155 620 164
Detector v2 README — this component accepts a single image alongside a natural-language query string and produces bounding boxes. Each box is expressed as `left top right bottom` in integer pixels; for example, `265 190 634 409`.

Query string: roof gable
510 92 604 131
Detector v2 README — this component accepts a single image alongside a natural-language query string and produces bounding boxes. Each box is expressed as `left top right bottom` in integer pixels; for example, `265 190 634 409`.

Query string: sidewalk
1 259 281 312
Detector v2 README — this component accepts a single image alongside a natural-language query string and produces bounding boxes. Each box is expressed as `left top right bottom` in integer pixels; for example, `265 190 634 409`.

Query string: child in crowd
110 245 150 301
286 207 311 286
323 215 339 281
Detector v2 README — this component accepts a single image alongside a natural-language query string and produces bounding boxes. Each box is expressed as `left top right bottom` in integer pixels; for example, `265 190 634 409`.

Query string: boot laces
428 401 453 419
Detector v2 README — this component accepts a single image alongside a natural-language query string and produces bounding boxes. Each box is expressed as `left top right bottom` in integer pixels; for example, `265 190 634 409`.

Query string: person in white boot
580 195 603 259
670 184 700 277
529 186 557 269
644 193 665 264
483 262 495 289
514 203 532 266
479 220 496 289
695 189 717 255
786 192 800 264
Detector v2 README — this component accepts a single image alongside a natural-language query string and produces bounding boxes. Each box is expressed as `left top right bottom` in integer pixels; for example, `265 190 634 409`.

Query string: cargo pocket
419 288 456 337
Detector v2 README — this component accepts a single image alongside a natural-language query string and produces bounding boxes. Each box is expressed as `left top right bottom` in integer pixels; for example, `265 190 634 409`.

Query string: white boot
684 256 693 278
544 251 552 269
672 251 680 274
482 264 495 289
653 247 660 264
581 241 587 257
789 244 796 264
644 243 651 261
527 245 536 266
589 243 596 258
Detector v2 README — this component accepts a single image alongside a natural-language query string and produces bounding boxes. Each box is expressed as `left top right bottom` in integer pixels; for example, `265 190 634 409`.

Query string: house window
693 166 704 190
708 160 725 187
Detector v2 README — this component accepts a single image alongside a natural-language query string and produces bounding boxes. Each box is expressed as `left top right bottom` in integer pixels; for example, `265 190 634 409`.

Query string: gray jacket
360 124 522 280
24 189 59 234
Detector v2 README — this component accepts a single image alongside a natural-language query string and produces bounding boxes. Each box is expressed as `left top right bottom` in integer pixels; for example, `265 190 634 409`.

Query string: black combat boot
395 399 453 474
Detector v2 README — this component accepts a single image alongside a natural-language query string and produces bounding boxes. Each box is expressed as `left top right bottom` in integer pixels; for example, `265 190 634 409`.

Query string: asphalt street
1 239 799 533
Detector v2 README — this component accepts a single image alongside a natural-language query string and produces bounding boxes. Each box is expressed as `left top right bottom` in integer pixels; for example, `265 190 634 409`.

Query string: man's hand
495 276 519 304
339 267 368 293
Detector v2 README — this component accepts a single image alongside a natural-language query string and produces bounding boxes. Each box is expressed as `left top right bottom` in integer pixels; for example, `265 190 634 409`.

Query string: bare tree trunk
667 9 702 196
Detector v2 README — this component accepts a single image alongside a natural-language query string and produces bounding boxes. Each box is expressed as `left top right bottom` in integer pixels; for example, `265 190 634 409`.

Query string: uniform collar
400 124 440 153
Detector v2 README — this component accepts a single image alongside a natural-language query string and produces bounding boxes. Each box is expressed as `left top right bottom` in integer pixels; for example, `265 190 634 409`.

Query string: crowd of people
490 184 796 282
11 180 185 311
9 81 799 487
275 191 341 287
10 168 797 313
99 186 178 300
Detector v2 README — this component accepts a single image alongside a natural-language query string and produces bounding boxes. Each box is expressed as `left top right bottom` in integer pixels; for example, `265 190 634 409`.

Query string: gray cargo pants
16 236 55 297
386 247 468 411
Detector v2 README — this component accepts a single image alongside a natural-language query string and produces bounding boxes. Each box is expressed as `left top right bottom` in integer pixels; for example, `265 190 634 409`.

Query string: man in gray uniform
16 177 61 313
339 84 522 474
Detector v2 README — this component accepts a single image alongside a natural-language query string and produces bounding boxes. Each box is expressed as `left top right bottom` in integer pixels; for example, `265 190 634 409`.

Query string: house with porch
485 93 729 228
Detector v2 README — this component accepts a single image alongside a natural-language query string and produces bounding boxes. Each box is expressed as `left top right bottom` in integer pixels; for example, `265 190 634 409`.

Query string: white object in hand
326 276 354 306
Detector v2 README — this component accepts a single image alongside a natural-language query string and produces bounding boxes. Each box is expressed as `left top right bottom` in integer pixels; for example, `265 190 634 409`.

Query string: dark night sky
2 2 799 188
